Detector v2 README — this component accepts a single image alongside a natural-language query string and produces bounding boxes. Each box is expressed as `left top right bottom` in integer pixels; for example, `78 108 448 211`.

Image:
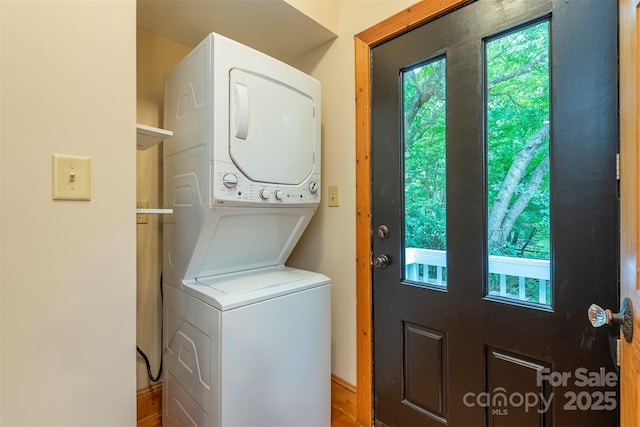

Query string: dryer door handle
235 83 249 140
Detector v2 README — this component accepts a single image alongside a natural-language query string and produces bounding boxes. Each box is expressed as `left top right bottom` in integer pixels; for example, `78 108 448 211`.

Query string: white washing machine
162 33 329 426
164 267 330 427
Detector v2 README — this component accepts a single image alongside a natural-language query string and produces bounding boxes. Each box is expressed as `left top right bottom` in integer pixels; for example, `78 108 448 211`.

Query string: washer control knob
274 190 284 200
308 181 319 194
222 173 238 188
259 189 271 200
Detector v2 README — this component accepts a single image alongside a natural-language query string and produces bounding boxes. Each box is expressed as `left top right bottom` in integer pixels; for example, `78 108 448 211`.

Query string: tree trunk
495 153 549 248
404 62 445 142
487 124 549 250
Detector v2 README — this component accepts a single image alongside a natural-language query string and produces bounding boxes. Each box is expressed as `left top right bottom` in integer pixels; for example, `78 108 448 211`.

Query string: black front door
371 0 619 425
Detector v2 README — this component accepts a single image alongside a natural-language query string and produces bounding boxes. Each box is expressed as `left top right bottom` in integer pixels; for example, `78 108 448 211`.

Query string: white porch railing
405 248 551 304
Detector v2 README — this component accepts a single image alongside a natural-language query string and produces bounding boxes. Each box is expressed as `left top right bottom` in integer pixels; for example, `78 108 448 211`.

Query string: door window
403 56 447 288
485 20 551 306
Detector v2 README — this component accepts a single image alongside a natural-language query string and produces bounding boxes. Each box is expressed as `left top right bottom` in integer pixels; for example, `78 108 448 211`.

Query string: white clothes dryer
162 32 322 286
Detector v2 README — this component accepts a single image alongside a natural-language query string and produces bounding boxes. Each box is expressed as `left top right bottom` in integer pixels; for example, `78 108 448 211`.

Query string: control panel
213 162 320 206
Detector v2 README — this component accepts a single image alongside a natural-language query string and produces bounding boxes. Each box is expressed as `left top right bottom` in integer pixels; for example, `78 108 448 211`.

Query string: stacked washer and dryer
161 33 330 426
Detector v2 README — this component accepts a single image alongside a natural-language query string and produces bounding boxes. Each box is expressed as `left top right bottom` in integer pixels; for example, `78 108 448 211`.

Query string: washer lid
229 69 316 185
182 266 330 311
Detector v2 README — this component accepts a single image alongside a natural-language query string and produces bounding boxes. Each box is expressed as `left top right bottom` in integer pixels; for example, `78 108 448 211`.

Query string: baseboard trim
137 382 162 426
331 374 357 419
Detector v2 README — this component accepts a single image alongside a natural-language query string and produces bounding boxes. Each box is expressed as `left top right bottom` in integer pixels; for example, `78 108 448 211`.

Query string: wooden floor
331 407 361 427
140 407 360 427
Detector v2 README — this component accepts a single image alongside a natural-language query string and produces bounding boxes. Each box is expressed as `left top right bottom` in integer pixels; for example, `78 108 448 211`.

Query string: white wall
0 0 3 411
284 0 340 34
289 0 414 386
0 1 136 425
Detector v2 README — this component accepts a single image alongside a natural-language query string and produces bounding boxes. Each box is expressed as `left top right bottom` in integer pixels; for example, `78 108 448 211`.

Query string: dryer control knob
222 173 238 188
274 190 284 200
259 189 271 200
308 181 319 194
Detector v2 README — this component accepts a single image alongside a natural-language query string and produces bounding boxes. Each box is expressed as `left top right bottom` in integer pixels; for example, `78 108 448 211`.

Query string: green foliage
486 22 550 259
404 58 447 250
403 21 551 262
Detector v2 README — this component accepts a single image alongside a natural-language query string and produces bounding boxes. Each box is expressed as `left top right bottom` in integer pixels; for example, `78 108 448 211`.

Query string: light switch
328 184 340 207
52 154 91 201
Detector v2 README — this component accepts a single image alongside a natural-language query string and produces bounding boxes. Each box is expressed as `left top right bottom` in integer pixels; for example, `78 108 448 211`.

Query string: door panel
484 347 552 426
371 0 619 425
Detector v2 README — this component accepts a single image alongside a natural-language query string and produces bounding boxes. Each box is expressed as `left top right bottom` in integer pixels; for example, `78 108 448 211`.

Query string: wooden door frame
354 1 635 426
618 1 638 426
354 1 470 425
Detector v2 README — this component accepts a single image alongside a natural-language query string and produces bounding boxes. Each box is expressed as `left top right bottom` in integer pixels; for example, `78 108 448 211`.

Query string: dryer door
229 69 316 185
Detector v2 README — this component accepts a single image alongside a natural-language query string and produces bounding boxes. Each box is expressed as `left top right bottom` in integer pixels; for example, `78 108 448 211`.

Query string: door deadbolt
588 297 634 342
374 254 390 269
376 225 389 239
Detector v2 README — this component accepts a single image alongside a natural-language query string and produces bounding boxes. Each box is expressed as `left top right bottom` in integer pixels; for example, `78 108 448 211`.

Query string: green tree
404 58 447 250
404 22 550 260
486 22 549 259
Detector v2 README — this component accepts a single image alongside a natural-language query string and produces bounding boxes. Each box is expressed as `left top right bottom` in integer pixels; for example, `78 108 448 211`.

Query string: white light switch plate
328 184 340 207
52 154 91 201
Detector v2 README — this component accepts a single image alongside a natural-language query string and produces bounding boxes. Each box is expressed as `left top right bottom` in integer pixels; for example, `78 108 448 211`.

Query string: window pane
485 21 551 305
403 57 447 287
